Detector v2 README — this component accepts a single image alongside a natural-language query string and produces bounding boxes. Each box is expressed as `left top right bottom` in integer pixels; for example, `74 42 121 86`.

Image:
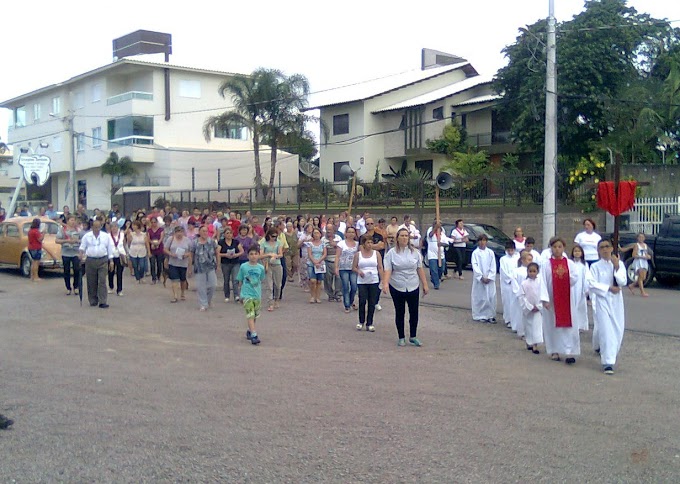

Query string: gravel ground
1 271 679 483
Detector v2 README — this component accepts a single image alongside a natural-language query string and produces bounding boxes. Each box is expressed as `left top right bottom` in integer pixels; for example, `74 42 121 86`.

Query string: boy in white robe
511 250 533 337
520 262 544 354
586 240 626 375
570 245 590 332
525 237 544 267
499 241 519 328
471 234 497 323
540 237 580 364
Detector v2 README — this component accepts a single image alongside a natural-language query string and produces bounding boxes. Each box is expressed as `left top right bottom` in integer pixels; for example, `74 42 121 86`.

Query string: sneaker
246 330 252 340
235 296 240 302
117 292 124 297
490 318 497 324
367 325 375 332
408 337 422 347
224 298 230 303
250 334 261 345
604 366 614 375
398 338 406 347
356 323 364 331
107 289 113 294
565 357 576 365
375 304 382 311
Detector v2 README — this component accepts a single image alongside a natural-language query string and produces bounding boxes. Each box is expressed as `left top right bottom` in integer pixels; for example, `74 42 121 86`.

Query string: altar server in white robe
586 239 626 375
499 241 519 327
519 262 544 354
471 234 497 323
570 244 590 332
540 237 580 364
511 250 533 337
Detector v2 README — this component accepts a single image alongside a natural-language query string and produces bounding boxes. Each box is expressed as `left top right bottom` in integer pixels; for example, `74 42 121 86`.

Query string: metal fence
145 172 593 212
626 196 680 234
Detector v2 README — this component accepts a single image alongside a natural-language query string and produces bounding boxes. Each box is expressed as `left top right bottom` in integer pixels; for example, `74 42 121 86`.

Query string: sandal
268 306 274 312
170 298 178 303
351 303 358 310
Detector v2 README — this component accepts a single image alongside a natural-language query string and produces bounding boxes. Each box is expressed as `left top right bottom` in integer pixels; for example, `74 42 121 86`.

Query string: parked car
421 222 511 270
0 217 63 277
614 215 680 287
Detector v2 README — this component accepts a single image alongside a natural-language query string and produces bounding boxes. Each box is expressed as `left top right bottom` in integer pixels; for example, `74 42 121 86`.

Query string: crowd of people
22 202 641 372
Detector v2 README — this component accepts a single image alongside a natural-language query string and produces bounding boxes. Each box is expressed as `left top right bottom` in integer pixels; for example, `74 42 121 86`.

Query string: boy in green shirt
237 245 267 345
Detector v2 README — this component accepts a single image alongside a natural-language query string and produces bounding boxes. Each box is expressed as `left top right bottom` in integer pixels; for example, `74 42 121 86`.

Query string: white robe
520 277 544 346
510 266 528 336
587 259 626 366
571 260 589 331
499 253 520 324
471 247 497 320
540 257 580 356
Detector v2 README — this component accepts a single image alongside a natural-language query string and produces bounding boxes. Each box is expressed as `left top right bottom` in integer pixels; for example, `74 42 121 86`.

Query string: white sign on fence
18 155 51 186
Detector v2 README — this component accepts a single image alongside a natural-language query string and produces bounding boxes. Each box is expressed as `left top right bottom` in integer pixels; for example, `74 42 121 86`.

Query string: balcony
106 91 153 106
466 131 515 154
107 136 154 149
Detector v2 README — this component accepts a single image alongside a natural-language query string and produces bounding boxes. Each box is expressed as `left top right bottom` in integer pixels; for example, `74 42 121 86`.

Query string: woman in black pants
383 228 430 346
450 219 469 279
353 234 383 332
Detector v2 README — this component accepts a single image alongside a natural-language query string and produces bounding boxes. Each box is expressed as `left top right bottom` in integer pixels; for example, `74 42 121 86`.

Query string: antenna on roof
421 48 467 70
113 30 172 63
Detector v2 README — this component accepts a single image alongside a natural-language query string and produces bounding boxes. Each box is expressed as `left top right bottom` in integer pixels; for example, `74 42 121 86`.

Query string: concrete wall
612 164 680 197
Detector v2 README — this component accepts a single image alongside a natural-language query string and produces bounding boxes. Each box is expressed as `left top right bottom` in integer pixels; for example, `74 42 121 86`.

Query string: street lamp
656 143 667 165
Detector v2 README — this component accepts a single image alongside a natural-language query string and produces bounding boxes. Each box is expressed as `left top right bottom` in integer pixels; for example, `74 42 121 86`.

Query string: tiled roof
307 62 477 110
371 75 494 113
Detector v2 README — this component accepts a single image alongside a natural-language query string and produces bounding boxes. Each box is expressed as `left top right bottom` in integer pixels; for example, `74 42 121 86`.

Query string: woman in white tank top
353 234 383 332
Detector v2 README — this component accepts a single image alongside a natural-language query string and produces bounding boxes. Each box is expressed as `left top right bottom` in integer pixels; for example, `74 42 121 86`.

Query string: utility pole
67 112 77 211
542 0 557 249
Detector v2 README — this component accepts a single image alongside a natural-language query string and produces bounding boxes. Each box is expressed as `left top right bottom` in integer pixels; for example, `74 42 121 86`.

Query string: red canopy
596 181 637 216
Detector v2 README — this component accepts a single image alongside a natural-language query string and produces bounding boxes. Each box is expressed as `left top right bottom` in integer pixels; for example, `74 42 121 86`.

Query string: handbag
314 263 327 274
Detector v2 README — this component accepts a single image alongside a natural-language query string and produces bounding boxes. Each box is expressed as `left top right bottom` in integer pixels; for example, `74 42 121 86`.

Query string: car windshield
22 222 60 236
468 224 510 242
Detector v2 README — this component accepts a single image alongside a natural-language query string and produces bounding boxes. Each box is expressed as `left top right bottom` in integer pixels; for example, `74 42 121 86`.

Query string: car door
0 223 7 263
4 223 22 266
655 220 680 276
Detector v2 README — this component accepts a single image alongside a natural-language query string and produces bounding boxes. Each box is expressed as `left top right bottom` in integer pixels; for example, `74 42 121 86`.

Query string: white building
308 53 513 184
1 59 299 211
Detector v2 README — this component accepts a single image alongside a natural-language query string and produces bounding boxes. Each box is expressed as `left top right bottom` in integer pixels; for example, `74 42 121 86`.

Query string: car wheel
20 254 31 278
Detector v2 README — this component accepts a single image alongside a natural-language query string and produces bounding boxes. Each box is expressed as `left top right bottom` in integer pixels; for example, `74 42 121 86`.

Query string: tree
425 124 466 157
101 151 136 196
495 0 676 169
204 68 316 201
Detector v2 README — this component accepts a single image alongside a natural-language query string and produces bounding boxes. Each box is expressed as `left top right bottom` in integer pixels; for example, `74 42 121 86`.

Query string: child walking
499 241 519 328
237 246 267 345
510 250 533 337
570 244 590 332
519 262 544 354
626 233 651 297
471 234 497 323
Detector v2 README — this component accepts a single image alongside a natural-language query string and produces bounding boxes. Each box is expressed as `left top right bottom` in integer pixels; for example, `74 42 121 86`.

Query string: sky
1 0 679 143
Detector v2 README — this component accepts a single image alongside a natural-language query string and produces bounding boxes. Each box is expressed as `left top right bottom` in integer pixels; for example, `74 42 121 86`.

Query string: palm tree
101 151 137 196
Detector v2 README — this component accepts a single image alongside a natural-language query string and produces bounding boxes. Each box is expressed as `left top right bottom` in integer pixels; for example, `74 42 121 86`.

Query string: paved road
1 269 679 482
422 267 680 337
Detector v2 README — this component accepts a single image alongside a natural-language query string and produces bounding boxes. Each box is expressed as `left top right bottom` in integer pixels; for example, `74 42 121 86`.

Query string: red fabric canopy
596 181 637 216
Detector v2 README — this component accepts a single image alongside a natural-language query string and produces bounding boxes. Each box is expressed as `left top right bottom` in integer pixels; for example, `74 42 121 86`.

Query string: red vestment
550 257 572 328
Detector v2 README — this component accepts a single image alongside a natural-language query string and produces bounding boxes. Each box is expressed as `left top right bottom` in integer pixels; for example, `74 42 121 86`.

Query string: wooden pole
347 173 357 218
613 152 621 256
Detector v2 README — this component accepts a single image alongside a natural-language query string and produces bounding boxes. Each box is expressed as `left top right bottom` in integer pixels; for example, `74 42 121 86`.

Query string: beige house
309 55 513 184
1 59 299 211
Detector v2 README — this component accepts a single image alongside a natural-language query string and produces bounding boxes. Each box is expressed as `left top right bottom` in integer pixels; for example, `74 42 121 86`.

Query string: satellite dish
299 161 320 179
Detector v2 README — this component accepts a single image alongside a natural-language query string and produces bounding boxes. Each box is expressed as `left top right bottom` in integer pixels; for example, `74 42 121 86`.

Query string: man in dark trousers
78 219 115 308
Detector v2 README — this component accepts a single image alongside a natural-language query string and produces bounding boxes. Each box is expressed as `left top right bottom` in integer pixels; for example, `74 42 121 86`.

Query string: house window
334 161 350 182
415 160 433 179
92 84 102 103
450 110 456 123
214 122 247 140
33 103 41 121
74 92 85 109
92 127 102 148
333 114 349 135
53 136 62 152
107 116 154 145
432 107 444 120
14 106 26 127
52 97 61 115
76 133 85 152
179 80 201 98
460 113 467 129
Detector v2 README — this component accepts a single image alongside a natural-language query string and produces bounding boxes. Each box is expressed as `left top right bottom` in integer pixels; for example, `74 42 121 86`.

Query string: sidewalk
1 270 679 482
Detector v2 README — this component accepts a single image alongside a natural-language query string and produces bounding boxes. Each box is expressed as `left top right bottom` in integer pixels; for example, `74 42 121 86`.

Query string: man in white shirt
337 211 347 237
79 219 115 308
425 221 453 290
355 211 369 236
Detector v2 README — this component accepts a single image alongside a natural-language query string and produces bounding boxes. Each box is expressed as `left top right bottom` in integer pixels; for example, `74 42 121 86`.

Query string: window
415 160 433 179
77 133 85 151
52 97 61 115
334 161 350 182
432 107 444 120
450 110 456 123
92 84 102 103
14 106 26 127
92 127 102 148
107 116 154 144
179 80 201 98
460 113 467 129
333 114 349 135
33 103 41 121
73 92 85 109
214 123 247 140
53 135 62 152
6 224 19 237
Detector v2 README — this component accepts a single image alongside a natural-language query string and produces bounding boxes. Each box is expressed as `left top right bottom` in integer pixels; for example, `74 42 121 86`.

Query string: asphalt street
1 268 679 482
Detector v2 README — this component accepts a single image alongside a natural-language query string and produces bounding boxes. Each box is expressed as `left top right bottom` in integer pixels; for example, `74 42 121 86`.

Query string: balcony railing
106 91 153 106
466 131 512 147
107 136 154 149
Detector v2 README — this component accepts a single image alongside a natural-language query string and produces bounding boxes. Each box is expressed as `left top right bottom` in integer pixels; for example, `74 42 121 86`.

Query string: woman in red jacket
27 218 45 281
